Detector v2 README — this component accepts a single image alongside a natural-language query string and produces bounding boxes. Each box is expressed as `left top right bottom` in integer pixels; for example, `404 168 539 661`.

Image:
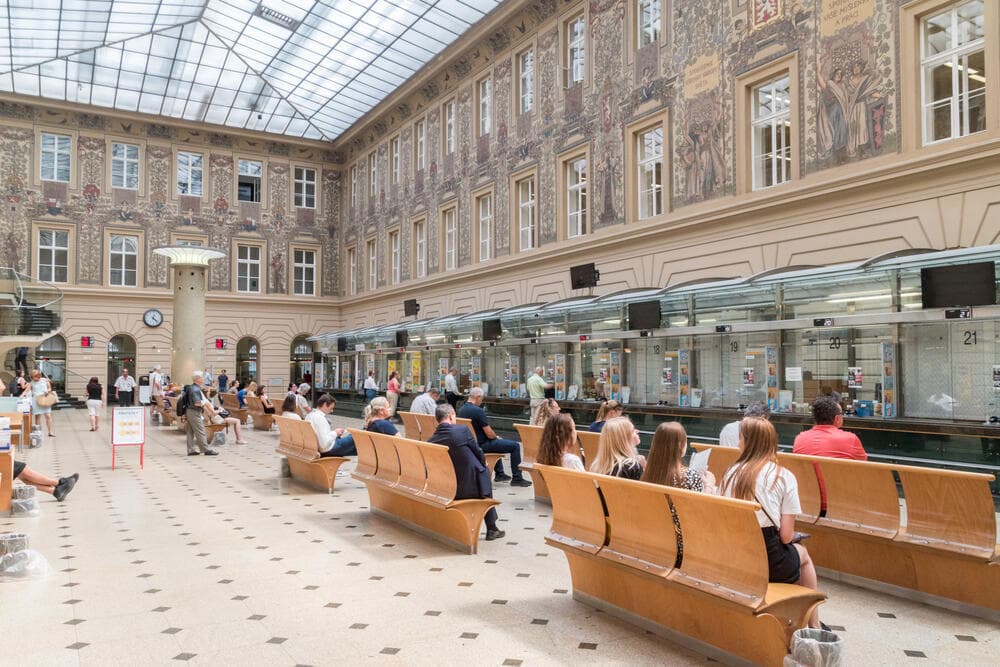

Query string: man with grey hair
150 364 164 399
719 400 771 448
526 366 553 423
410 386 440 415
458 387 530 486
185 370 219 456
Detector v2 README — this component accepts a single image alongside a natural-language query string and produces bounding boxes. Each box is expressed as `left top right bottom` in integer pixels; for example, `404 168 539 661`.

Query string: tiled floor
2 409 997 665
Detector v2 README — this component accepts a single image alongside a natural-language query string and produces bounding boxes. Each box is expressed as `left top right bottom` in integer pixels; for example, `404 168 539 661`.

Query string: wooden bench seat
274 415 349 493
534 463 825 666
513 423 549 502
218 392 249 424
350 428 499 554
399 411 423 440
575 430 599 467
245 395 274 431
691 442 1000 620
1 412 29 513
151 395 177 426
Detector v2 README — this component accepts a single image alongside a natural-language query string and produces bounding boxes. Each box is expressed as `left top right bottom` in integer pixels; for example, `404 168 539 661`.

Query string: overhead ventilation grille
255 3 299 31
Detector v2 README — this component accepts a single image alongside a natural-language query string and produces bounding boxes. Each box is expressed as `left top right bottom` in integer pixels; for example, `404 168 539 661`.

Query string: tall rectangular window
348 247 357 295
237 159 262 202
413 220 427 278
111 142 139 189
177 151 203 196
517 177 536 251
477 194 492 262
109 234 139 287
637 127 664 218
367 239 377 290
389 230 401 285
566 157 588 238
293 249 316 296
751 75 792 189
389 136 400 184
368 152 377 198
414 120 426 172
294 167 316 208
443 100 456 155
519 50 534 114
478 78 492 136
236 244 261 293
40 133 71 182
442 208 457 271
37 229 69 283
350 164 358 208
921 0 987 144
638 0 661 48
566 15 586 86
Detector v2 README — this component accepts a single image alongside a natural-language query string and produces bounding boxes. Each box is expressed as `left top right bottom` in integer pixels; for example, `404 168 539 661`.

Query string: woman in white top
280 395 303 419
30 369 56 436
536 413 585 471
721 417 822 629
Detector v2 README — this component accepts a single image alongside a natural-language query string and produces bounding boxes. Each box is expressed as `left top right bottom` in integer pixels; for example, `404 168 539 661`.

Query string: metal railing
0 267 63 338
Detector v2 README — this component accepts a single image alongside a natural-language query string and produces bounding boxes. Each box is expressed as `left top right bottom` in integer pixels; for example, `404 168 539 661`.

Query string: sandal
48 433 56 437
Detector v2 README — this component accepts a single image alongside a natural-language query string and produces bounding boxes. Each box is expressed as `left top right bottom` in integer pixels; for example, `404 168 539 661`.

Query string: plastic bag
0 550 53 580
783 628 843 667
279 456 291 478
10 498 39 517
211 432 227 448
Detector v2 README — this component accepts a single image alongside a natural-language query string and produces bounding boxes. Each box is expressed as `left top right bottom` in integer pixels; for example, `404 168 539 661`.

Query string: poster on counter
409 352 422 391
554 354 566 400
994 365 1000 390
847 366 863 389
609 351 622 401
470 355 481 388
742 367 756 387
881 342 896 417
765 346 779 411
314 361 325 389
678 349 691 407
438 358 449 390
340 361 352 390
507 354 520 398
662 352 675 385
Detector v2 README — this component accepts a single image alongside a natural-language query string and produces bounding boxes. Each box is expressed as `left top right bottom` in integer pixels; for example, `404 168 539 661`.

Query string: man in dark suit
427 403 504 541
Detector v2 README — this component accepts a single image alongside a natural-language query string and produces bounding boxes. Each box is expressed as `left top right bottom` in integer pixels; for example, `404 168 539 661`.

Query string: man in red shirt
793 396 867 514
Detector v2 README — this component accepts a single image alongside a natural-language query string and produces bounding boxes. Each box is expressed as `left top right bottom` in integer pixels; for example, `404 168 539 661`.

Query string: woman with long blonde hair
364 396 398 435
721 418 823 629
536 413 584 470
531 398 560 427
589 416 644 479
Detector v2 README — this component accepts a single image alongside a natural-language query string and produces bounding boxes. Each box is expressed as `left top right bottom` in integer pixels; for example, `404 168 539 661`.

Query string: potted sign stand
111 406 146 470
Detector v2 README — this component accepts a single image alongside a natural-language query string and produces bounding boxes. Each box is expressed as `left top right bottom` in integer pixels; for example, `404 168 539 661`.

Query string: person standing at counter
588 399 623 432
363 371 379 403
444 367 462 409
719 401 771 447
527 367 554 423
386 371 401 421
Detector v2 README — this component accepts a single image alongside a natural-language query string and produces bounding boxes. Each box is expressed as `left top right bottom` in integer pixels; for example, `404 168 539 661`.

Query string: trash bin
784 628 843 667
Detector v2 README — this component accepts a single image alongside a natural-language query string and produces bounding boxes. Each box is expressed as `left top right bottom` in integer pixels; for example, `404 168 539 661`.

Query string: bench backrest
576 431 600 467
295 420 321 456
597 474 678 576
399 411 422 440
514 423 543 463
370 431 402 485
349 428 378 479
219 393 240 409
455 417 478 441
416 440 457 504
395 435 429 495
246 395 263 413
365 432 458 505
414 413 438 441
775 452 823 522
689 442 741 484
813 455 899 538
533 464 607 554
274 415 302 456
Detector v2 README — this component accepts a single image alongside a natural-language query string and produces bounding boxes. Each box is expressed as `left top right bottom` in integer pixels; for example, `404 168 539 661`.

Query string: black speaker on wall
403 299 420 316
482 319 503 340
628 301 661 330
570 263 600 289
336 337 347 352
395 330 409 348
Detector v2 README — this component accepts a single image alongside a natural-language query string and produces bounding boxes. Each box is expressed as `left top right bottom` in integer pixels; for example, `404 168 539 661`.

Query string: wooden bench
692 442 1000 620
151 395 177 426
350 428 500 554
534 463 825 666
513 423 549 502
689 441 741 484
576 430 600 467
399 411 423 440
411 412 504 472
0 451 11 513
245 395 274 431
218 392 249 424
274 415 349 493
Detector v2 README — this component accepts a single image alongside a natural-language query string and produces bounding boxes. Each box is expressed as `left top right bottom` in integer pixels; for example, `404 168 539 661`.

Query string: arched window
35 334 67 388
237 336 260 385
290 335 313 387
107 333 137 388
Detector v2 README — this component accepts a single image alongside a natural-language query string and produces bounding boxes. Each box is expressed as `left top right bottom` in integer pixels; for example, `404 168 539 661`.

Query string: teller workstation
312 246 1000 496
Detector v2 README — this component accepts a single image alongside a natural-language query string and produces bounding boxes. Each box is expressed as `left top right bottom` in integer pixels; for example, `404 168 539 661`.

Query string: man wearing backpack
181 370 219 457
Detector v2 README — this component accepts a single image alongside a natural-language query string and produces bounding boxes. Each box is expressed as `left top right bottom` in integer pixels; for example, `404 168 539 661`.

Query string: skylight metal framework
0 0 499 140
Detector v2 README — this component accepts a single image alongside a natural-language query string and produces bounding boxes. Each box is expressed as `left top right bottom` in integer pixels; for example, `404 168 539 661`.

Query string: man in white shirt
305 394 356 457
719 401 771 447
113 368 137 407
410 387 440 415
444 367 462 409
363 371 378 402
150 365 164 398
526 367 553 423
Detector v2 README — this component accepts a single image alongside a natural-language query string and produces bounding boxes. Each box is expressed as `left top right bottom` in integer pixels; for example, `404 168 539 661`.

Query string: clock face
143 309 163 328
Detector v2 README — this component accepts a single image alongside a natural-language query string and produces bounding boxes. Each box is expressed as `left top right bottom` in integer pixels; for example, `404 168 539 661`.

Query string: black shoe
820 622 832 632
203 450 219 456
493 472 512 482
58 473 80 486
510 478 533 487
187 451 201 456
485 529 505 541
53 475 78 502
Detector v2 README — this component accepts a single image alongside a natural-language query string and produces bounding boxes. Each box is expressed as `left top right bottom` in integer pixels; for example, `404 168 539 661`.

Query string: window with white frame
517 177 536 251
638 0 661 48
443 100 456 155
566 15 586 86
350 164 358 208
37 229 69 283
413 219 427 278
477 194 492 262
111 142 140 189
389 136 400 184
921 0 987 144
175 238 204 247
294 167 316 208
442 208 457 271
348 247 357 295
293 248 316 296
478 78 492 136
109 234 139 287
237 159 262 202
40 133 71 182
389 230 401 285
368 152 377 198
236 244 261 293
751 75 792 189
637 127 664 218
566 157 588 238
177 151 203 196
414 120 426 172
367 239 377 290
519 50 534 114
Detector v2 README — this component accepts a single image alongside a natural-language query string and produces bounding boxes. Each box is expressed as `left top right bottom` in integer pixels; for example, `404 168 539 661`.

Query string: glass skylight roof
0 0 500 140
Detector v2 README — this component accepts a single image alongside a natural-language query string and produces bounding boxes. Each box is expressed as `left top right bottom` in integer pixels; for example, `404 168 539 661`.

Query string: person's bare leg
45 412 54 436
229 418 245 442
18 467 58 495
794 543 820 627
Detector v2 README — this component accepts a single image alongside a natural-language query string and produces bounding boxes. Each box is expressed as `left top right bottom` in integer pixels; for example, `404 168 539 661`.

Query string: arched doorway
289 336 313 387
236 336 259 385
35 334 66 391
107 334 137 388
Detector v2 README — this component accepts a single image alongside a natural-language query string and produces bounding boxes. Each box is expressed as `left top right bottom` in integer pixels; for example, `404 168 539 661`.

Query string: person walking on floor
113 368 136 407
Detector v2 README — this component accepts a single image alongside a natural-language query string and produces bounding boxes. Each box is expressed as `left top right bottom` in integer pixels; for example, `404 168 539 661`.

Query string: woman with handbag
30 369 56 437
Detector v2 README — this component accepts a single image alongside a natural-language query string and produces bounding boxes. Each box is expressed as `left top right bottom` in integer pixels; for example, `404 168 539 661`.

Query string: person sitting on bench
307 394 357 457
459 387 531 487
427 404 504 541
364 397 399 435
11 461 78 501
203 399 248 444
536 413 584 471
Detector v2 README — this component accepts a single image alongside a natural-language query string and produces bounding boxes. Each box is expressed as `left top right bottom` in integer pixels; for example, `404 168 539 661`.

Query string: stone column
153 247 225 384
